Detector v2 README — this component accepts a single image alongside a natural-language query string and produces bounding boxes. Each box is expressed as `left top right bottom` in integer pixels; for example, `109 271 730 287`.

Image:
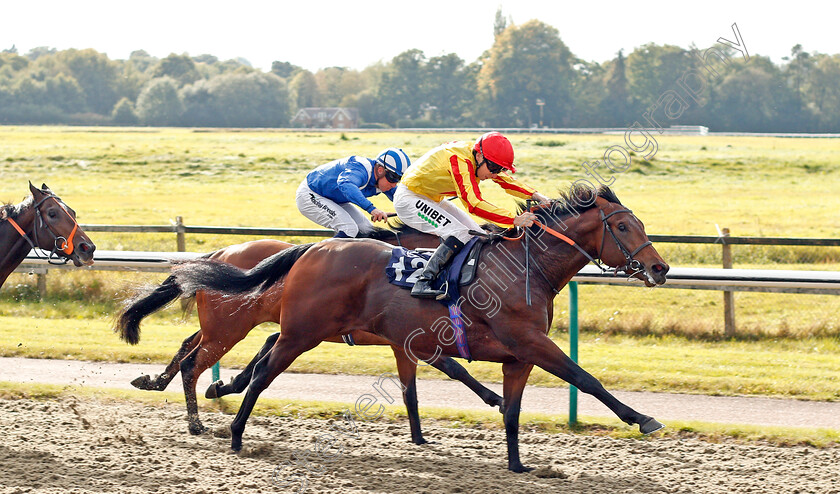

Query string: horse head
590 194 669 286
28 182 95 266
537 185 668 287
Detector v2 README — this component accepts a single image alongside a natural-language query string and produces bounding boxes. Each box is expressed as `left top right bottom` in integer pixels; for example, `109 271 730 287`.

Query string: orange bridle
4 194 80 260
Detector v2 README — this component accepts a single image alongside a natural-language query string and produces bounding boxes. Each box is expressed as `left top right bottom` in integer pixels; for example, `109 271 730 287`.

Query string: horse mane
0 196 31 221
358 218 427 241
481 184 622 243
514 184 619 219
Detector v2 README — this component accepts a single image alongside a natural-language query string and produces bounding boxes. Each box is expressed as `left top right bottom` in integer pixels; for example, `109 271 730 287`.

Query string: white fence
16 250 840 295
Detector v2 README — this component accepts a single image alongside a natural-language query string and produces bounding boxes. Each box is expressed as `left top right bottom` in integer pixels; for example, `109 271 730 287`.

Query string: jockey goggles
481 159 505 174
383 169 402 183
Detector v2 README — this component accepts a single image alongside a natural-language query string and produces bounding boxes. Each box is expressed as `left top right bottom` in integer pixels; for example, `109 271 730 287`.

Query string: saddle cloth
384 237 483 361
385 237 483 289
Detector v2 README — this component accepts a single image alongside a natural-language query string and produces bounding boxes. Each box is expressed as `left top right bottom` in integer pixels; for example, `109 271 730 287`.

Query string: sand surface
4 357 840 430
2 395 839 494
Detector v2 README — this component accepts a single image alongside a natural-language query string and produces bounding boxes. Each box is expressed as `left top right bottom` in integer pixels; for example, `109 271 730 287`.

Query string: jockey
295 148 411 238
394 131 550 299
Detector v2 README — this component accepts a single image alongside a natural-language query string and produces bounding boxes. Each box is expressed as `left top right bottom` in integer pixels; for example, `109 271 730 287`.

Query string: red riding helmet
473 131 516 173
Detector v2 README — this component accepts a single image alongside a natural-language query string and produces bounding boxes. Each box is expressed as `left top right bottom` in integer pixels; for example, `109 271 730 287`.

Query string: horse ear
41 183 51 191
29 181 42 197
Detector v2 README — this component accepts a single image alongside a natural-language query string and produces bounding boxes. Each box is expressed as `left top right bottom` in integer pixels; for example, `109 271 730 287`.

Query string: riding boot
411 236 465 299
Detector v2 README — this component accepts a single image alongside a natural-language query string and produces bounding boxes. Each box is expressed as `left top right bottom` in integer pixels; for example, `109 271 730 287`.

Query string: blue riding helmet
376 148 411 181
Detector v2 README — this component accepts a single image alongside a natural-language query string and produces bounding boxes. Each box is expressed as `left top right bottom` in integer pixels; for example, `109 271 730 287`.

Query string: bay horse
169 185 670 472
114 225 502 439
1 182 95 287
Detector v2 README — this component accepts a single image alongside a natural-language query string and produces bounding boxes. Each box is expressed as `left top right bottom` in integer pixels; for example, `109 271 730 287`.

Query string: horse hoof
639 417 665 434
509 463 534 473
130 375 152 390
189 424 208 435
205 380 223 399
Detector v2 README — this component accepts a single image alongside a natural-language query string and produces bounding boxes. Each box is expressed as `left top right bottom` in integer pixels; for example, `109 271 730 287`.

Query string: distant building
664 125 709 135
291 107 360 129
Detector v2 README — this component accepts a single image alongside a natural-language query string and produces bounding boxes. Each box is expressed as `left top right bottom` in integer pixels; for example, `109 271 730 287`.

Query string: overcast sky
2 0 836 72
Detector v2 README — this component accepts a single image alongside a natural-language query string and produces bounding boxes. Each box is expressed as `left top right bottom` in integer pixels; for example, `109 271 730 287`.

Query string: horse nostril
80 242 94 253
652 263 669 274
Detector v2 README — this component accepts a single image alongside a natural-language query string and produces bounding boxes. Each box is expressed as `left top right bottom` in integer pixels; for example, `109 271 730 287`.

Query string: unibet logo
414 200 452 227
417 211 439 228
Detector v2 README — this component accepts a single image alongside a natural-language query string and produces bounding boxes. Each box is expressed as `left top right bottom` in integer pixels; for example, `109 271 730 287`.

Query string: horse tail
171 242 314 298
115 274 182 345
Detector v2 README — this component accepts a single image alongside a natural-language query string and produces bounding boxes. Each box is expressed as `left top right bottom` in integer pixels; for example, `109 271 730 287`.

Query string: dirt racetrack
2 395 839 494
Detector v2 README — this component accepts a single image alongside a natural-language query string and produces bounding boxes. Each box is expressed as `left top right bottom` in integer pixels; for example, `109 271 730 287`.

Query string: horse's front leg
512 332 663 434
501 360 534 473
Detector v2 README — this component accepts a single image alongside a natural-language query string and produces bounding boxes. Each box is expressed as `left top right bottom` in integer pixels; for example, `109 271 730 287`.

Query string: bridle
597 209 652 277
525 202 653 279
468 201 656 301
4 193 80 265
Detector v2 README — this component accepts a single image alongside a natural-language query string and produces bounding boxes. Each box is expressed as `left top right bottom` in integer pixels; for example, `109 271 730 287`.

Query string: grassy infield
1 126 839 445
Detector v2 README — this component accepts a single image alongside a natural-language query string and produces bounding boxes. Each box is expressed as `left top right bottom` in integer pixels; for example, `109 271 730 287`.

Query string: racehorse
114 225 503 439
1 183 95 287
169 185 670 472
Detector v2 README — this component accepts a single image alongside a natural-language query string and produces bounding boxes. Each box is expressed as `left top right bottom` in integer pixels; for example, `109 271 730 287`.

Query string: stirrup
434 280 450 301
411 279 443 299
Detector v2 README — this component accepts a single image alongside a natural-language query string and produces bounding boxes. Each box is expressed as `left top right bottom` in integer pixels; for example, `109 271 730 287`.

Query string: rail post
212 361 220 385
568 281 579 426
722 228 736 337
175 216 189 315
174 216 186 252
37 272 47 299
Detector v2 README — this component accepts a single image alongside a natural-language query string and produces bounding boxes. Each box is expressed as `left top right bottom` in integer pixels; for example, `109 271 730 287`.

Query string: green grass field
2 127 839 240
1 126 839 406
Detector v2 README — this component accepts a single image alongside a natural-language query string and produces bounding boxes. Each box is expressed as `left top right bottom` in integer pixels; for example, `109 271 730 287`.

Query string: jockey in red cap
394 132 550 299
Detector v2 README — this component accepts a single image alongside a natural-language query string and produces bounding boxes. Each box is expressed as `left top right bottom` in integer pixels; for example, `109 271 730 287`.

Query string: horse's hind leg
391 347 425 445
131 330 200 391
430 356 503 409
230 335 320 452
502 361 534 473
206 332 280 399
179 335 231 435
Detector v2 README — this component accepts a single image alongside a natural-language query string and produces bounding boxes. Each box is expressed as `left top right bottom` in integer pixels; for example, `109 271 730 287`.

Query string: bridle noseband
5 193 80 265
597 209 652 277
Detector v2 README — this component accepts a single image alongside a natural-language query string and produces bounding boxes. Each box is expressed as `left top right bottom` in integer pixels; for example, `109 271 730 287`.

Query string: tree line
1 17 838 132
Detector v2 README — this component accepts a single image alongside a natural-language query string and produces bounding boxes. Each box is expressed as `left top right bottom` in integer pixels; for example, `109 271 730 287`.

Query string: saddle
386 237 484 290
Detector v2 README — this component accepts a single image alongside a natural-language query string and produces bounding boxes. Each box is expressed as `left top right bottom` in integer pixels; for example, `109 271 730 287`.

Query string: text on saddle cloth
385 237 483 289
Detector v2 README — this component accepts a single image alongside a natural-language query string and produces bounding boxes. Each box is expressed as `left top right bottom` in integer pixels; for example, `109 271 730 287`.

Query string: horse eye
48 210 57 218
618 223 626 232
